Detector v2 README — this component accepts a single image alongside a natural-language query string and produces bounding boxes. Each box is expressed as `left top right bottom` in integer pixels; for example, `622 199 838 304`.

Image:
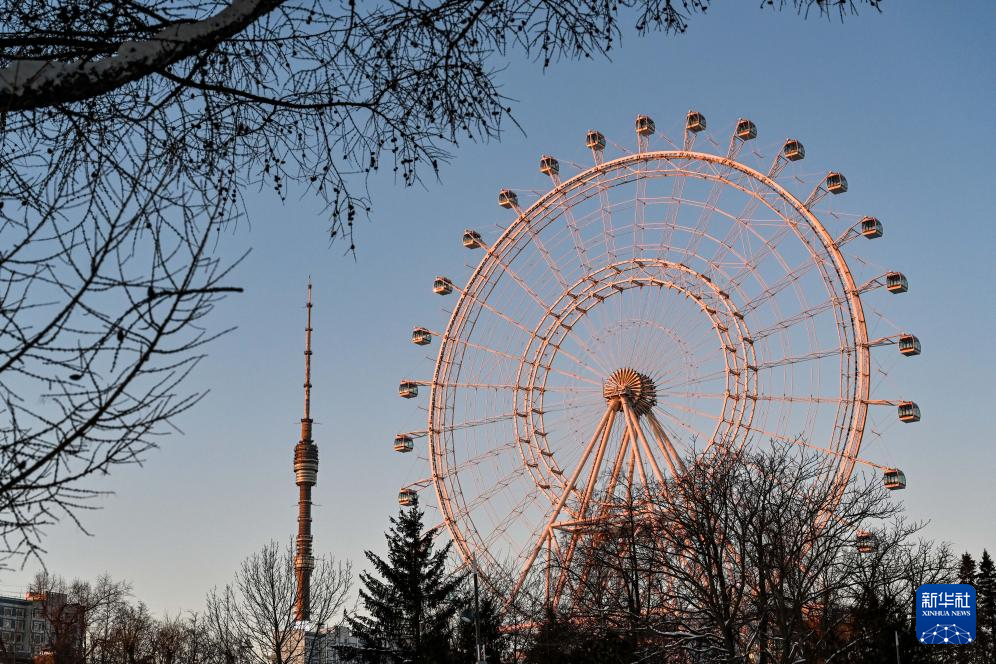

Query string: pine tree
978 550 996 664
957 553 977 664
346 498 465 664
453 592 507 664
523 608 574 664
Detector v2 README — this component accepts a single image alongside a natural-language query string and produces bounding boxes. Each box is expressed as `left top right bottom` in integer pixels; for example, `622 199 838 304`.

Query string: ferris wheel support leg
604 427 634 506
509 405 615 606
552 409 619 605
580 408 619 510
545 537 552 605
628 424 650 490
621 398 667 484
645 411 687 474
555 425 637 607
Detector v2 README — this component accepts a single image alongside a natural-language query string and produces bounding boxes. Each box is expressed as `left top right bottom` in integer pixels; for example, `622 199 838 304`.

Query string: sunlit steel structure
396 112 919 611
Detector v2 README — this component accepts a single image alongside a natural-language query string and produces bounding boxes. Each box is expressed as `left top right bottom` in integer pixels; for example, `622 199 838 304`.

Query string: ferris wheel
394 111 920 610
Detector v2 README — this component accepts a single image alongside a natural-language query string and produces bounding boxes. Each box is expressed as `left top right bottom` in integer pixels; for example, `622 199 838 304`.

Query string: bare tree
205 539 351 664
538 443 942 664
0 0 882 567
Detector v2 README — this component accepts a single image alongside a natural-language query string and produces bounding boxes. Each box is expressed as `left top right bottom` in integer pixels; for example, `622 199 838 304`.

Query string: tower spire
294 279 319 623
304 278 312 421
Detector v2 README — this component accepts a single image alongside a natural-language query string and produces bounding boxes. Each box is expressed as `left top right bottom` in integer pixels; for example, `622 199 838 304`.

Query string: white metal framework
396 112 918 611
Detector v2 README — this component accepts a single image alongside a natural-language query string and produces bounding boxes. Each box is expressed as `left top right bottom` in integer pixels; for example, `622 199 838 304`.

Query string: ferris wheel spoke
659 164 687 255
445 334 604 386
659 400 725 426
438 413 517 433
444 441 519 480
682 162 734 262
444 459 541 526
751 295 848 340
738 424 868 466
753 345 846 371
473 292 606 378
489 254 557 312
632 163 648 260
651 404 713 447
594 172 617 261
505 195 572 291
546 172 593 274
658 367 729 392
740 258 825 314
707 191 764 269
750 394 852 405
551 345 612 382
434 381 520 390
479 486 548 552
724 225 795 288
526 224 571 291
664 390 727 400
556 330 617 378
457 286 542 339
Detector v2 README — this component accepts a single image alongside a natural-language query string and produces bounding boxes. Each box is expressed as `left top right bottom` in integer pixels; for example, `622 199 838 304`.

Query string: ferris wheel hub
603 368 657 417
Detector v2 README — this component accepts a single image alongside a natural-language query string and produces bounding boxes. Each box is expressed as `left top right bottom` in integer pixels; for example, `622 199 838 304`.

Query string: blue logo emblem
915 584 976 644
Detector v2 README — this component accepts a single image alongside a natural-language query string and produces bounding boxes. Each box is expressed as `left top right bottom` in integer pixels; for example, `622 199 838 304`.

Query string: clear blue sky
4 1 994 615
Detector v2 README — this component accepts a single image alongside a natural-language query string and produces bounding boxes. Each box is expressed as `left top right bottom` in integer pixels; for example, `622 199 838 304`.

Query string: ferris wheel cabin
825 172 848 195
898 401 921 423
411 326 432 346
539 155 560 176
398 381 419 399
498 189 518 209
398 488 416 506
586 130 606 151
735 118 757 141
782 139 806 161
462 229 483 249
856 530 877 554
686 111 707 133
635 115 656 137
886 272 908 293
898 334 921 356
433 276 454 295
883 469 907 490
394 434 414 453
860 216 883 239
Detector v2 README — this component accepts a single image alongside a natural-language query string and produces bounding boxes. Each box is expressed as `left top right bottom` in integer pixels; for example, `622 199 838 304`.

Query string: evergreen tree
522 607 639 664
453 592 507 664
961 552 979 585
978 551 996 664
845 584 908 664
957 553 978 664
346 498 465 664
522 608 574 664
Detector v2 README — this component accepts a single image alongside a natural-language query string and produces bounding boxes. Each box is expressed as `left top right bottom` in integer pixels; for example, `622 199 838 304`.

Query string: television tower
293 280 319 622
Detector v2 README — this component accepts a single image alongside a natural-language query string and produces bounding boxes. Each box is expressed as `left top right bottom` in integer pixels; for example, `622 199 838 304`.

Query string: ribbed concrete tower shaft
294 281 319 622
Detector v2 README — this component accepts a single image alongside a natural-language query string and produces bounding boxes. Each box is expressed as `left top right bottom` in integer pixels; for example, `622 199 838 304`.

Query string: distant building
0 592 83 664
283 623 360 664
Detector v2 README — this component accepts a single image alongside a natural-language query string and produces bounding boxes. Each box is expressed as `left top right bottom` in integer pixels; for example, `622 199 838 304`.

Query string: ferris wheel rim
424 147 872 595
